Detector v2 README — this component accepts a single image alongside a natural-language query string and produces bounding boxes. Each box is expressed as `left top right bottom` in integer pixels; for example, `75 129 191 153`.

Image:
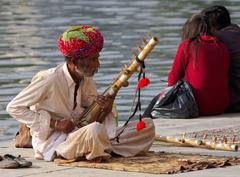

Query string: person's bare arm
50 119 75 133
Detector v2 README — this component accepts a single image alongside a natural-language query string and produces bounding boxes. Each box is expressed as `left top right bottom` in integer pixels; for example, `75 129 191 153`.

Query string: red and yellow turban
58 25 104 59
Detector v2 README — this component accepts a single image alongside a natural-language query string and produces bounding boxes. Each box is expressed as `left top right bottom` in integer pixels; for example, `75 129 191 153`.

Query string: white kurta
7 63 155 161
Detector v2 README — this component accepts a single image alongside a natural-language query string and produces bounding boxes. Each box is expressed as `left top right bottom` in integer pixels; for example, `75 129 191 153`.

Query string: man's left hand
96 95 115 122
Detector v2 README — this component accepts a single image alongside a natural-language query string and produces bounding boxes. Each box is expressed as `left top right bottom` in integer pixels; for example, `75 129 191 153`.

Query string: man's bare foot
89 156 108 163
35 153 43 160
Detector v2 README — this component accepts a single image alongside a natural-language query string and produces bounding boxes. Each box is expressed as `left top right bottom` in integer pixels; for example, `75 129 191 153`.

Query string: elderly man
7 25 155 162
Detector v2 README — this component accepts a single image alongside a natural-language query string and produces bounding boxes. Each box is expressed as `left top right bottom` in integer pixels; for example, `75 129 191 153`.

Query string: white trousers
55 118 155 160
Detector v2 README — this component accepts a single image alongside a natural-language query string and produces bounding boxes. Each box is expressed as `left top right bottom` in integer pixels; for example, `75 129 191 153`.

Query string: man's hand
53 119 75 133
96 95 114 112
96 95 115 123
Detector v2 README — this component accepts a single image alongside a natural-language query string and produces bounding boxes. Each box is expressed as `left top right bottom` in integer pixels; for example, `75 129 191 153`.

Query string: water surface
0 0 240 141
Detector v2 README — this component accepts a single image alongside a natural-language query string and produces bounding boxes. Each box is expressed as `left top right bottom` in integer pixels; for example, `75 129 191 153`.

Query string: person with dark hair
144 13 230 117
201 5 231 30
201 5 240 113
6 25 155 162
167 13 230 116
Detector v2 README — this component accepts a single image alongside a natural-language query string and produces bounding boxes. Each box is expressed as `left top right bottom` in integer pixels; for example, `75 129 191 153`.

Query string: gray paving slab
154 113 240 136
1 114 240 177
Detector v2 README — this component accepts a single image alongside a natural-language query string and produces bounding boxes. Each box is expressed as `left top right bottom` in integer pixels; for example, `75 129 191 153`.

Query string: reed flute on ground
155 135 238 151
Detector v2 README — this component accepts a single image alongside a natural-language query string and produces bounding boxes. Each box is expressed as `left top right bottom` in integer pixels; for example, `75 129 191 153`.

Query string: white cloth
55 118 155 160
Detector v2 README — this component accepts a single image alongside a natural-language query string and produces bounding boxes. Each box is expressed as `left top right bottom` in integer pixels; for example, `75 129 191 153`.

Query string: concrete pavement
1 113 240 177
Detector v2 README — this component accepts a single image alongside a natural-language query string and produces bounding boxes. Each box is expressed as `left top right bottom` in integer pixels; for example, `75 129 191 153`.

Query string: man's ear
72 59 77 65
65 57 75 64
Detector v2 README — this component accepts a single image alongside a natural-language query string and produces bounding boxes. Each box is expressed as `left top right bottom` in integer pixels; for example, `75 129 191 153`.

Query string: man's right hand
54 119 75 133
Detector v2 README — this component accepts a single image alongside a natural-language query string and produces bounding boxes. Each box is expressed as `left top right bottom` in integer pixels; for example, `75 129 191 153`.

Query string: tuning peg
128 59 134 65
182 132 186 139
131 49 138 57
232 135 237 144
148 34 153 38
223 136 228 144
123 64 128 68
138 46 143 52
203 133 208 140
212 136 217 143
221 135 228 144
193 132 197 138
142 38 148 45
221 136 224 143
121 64 128 72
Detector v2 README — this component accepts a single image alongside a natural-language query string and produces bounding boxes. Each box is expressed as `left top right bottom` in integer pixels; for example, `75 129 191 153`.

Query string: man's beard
75 66 98 77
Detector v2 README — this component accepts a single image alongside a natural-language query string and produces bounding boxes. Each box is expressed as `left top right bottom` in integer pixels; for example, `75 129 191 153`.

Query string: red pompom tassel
137 77 150 89
159 92 164 96
136 120 146 131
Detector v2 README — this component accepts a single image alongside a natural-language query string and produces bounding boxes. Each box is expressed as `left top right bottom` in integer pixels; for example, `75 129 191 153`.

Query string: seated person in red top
201 6 240 113
167 13 230 116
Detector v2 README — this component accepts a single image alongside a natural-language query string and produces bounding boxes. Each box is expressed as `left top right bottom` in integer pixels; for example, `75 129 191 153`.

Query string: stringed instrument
75 36 158 128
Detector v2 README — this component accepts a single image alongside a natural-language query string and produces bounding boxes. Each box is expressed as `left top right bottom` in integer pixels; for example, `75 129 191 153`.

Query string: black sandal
0 155 19 169
3 154 32 168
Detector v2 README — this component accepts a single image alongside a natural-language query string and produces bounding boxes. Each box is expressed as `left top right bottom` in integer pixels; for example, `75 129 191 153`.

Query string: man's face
74 53 100 77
